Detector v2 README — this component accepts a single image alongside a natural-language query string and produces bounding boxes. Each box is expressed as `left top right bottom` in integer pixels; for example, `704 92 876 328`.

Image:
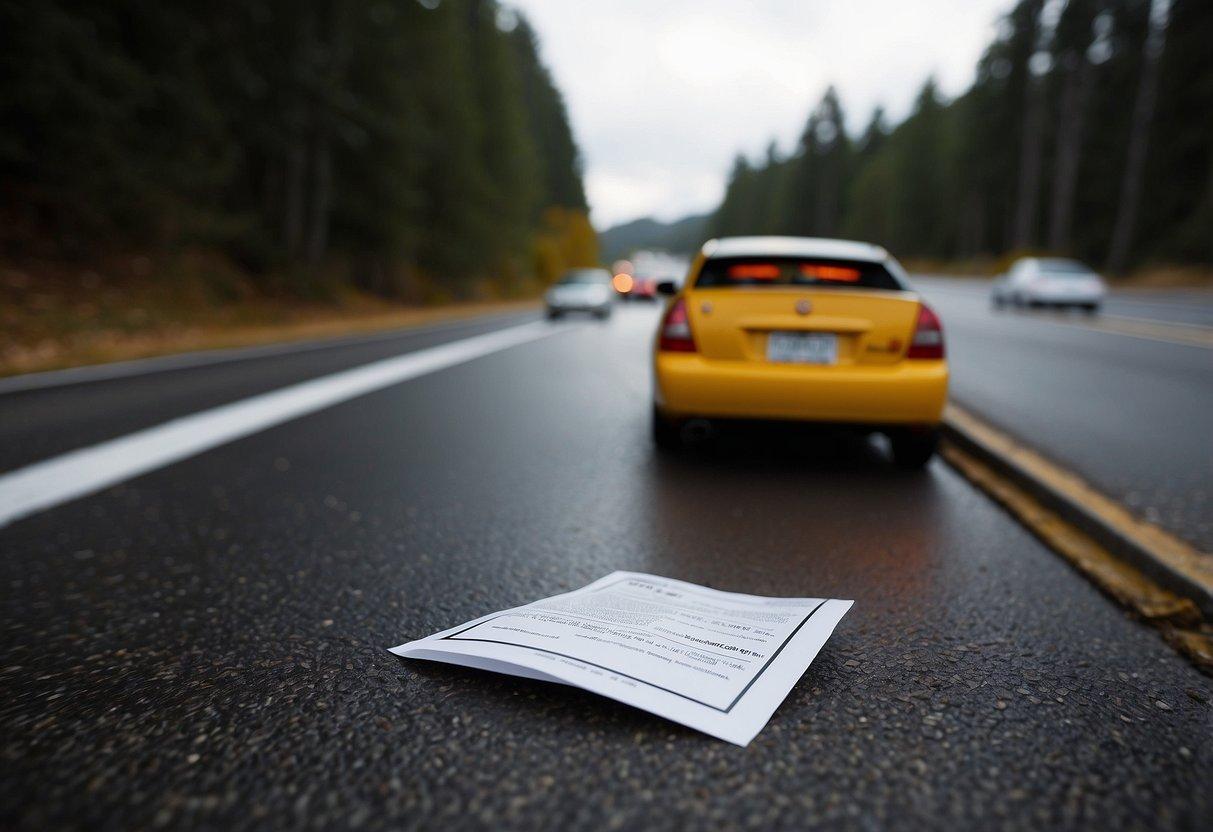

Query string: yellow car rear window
694 257 903 290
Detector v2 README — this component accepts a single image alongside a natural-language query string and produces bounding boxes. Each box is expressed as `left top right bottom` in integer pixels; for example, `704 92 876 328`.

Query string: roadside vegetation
1 0 595 374
710 0 1212 277
0 256 543 377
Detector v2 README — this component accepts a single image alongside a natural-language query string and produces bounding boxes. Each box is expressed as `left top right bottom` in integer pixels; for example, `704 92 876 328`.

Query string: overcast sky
510 0 1015 229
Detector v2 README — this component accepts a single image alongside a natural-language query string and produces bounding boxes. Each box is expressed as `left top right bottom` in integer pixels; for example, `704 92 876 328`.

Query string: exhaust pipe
681 419 714 444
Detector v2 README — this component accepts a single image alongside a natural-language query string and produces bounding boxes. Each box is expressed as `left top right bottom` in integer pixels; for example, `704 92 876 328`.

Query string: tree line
0 0 596 298
711 0 1211 273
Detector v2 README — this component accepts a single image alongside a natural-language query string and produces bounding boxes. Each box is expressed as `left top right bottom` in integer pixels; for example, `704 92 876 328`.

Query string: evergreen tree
465 0 541 283
1142 0 1213 264
854 108 889 163
889 79 955 256
1071 0 1151 264
0 0 595 296
1047 0 1101 253
1012 0 1049 250
709 0 1209 271
784 87 850 237
509 15 587 212
712 155 758 237
755 142 792 234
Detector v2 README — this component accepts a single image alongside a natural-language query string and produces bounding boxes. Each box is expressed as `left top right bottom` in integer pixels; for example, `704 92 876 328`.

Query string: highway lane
913 277 1213 551
1082 289 1212 328
2 305 1209 831
1093 289 1213 328
911 276 1213 328
0 310 540 473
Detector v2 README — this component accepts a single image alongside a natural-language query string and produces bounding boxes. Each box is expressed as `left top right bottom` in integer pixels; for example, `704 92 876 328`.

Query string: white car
545 269 614 319
993 258 1106 312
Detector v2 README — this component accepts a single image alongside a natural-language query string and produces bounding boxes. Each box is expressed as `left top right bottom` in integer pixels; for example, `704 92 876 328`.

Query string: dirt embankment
1 258 540 379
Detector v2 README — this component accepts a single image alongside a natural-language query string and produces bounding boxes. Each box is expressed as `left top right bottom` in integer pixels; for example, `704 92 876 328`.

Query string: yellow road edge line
940 441 1213 672
1054 315 1213 348
1100 313 1213 334
944 403 1213 595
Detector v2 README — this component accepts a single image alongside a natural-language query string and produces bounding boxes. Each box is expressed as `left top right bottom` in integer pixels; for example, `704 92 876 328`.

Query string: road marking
1044 313 1213 348
941 438 1213 672
0 320 572 528
0 310 538 395
944 403 1213 598
941 403 1213 671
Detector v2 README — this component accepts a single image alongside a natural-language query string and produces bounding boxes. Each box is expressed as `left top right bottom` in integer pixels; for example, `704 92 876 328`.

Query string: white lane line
0 320 572 528
0 310 536 395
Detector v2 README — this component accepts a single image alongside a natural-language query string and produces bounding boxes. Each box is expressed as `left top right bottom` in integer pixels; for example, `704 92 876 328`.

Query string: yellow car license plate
766 331 838 365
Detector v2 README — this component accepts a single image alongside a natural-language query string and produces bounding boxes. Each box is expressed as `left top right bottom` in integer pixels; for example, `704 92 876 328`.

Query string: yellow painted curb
944 404 1213 607
940 405 1213 672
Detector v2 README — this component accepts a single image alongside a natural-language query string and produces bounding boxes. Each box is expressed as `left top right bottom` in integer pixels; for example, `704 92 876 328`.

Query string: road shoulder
942 403 1213 671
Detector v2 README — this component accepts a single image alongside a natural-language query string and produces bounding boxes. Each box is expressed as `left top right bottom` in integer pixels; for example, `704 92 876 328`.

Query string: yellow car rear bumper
654 353 948 425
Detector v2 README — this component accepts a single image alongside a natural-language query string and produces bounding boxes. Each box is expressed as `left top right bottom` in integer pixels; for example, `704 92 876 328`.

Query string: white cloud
511 0 1012 228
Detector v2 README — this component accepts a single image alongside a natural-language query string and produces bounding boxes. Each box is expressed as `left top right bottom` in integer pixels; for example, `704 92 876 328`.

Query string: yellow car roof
703 236 888 263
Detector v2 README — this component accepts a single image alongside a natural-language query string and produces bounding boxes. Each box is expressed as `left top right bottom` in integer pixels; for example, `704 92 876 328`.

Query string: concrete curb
941 404 1213 618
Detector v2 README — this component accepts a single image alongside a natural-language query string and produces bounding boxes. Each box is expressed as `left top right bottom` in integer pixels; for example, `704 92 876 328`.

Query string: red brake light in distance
906 303 945 359
658 299 696 352
728 264 780 280
800 264 860 282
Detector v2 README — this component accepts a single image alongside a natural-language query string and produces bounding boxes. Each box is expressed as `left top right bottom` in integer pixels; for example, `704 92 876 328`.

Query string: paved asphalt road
2 303 1211 831
912 277 1213 551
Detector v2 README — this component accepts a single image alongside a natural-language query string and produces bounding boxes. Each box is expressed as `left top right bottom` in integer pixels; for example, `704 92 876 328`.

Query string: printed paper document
390 571 852 745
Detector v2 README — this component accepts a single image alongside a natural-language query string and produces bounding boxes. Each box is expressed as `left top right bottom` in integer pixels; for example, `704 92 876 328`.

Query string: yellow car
652 236 948 467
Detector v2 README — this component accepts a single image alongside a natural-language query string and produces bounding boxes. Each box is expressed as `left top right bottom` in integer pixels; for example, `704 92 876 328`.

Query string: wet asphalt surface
2 304 1211 831
0 310 540 473
913 278 1213 551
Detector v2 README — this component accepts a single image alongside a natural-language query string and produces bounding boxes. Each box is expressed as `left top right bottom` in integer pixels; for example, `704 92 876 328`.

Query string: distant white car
993 258 1106 312
545 269 614 319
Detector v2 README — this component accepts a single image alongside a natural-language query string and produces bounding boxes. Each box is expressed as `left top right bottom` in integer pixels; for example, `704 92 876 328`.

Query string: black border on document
440 593 828 714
